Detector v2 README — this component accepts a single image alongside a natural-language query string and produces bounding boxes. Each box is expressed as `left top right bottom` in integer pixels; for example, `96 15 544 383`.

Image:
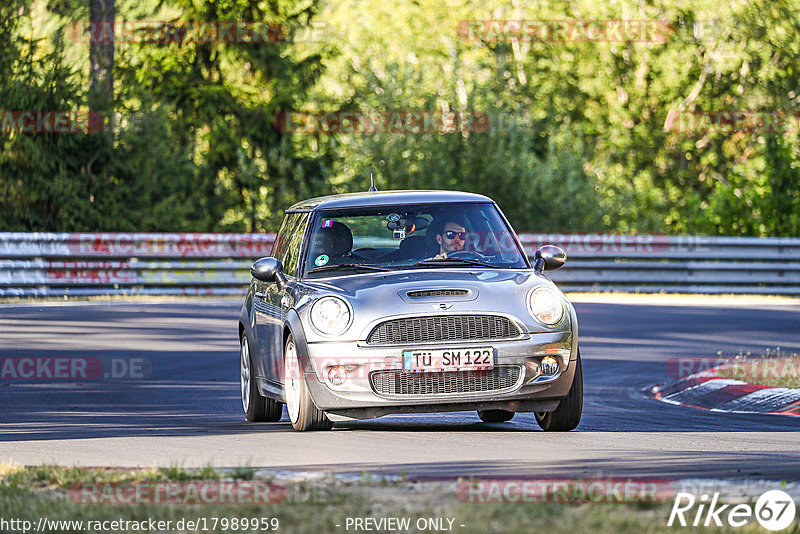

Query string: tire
535 350 583 431
283 334 333 431
478 409 515 423
241 333 283 422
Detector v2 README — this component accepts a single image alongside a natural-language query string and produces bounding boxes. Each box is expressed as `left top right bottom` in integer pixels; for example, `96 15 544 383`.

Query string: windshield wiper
413 257 498 268
306 263 391 274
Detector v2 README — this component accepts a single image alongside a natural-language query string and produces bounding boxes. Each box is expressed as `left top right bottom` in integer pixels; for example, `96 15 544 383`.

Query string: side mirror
250 257 286 286
534 245 567 273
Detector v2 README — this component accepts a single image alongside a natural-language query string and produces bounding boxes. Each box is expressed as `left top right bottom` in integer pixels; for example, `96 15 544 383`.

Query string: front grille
370 366 522 396
407 289 469 298
366 315 521 345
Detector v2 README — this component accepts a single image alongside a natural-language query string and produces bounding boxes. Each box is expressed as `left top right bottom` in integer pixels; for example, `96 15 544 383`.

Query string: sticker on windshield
322 220 333 228
314 254 329 266
387 213 401 222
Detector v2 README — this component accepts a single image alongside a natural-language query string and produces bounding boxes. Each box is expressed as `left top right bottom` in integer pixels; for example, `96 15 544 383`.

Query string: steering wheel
448 250 490 261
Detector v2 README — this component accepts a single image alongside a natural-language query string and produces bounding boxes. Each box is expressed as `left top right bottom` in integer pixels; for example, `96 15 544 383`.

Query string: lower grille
370 365 522 397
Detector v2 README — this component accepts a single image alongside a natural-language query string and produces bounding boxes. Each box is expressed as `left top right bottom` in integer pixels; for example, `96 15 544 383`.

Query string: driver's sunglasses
444 231 467 240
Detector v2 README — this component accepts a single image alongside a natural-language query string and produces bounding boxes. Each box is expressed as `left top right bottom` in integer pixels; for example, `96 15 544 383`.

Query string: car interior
307 221 356 264
307 212 452 266
303 206 520 272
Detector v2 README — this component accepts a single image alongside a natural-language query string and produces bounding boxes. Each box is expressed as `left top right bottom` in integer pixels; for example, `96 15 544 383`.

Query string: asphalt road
1 296 799 480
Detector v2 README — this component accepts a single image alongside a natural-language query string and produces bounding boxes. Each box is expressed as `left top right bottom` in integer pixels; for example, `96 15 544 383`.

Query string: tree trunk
89 0 115 133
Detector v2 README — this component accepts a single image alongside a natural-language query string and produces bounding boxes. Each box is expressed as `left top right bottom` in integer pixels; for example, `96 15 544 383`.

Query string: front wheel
535 350 583 431
241 333 283 422
283 334 333 431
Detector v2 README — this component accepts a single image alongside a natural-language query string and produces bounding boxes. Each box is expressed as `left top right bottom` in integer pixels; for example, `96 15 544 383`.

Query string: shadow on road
1 301 799 443
259 450 800 480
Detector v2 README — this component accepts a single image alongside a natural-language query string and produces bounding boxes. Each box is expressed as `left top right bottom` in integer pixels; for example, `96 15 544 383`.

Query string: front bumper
296 330 576 418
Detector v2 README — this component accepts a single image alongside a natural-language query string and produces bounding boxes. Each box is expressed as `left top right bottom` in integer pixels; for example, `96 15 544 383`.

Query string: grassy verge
716 348 800 388
0 465 791 533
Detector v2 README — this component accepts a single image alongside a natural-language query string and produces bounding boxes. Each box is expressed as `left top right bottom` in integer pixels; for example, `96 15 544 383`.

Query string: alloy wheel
240 336 251 413
284 339 301 424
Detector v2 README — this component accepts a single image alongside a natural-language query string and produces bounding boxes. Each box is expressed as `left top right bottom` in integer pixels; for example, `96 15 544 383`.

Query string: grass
0 465 794 533
716 348 800 388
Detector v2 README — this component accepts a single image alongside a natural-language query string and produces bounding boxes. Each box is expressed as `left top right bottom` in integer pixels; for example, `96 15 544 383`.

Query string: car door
252 213 295 388
253 212 309 386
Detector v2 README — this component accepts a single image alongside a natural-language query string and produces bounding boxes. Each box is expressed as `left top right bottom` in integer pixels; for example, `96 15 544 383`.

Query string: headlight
528 287 564 327
310 296 351 336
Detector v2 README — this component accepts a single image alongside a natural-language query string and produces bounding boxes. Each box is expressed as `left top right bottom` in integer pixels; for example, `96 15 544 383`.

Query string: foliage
1 0 799 235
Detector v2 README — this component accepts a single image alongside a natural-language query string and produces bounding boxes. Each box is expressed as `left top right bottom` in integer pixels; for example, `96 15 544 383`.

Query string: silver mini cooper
238 190 582 431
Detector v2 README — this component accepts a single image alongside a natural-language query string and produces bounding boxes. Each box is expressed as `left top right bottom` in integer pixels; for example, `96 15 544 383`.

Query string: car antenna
368 173 378 192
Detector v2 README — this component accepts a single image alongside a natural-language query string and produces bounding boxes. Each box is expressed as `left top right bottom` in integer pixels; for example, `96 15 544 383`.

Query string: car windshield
302 202 529 276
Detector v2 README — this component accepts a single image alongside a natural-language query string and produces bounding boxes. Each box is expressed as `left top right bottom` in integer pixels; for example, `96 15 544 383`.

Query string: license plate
402 347 494 373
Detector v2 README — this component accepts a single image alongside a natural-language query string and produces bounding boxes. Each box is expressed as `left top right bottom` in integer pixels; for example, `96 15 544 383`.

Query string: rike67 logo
669 490 796 531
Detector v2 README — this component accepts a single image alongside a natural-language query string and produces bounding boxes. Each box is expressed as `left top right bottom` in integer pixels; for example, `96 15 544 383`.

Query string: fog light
540 356 559 376
327 365 348 386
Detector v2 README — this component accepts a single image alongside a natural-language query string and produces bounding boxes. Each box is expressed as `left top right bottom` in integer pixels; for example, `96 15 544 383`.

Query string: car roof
287 190 493 211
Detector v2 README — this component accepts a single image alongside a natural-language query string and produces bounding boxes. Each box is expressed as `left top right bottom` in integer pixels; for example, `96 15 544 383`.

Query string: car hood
295 268 572 338
304 268 540 294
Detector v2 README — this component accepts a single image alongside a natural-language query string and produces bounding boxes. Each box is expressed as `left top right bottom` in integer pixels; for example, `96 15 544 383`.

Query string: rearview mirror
534 245 567 273
250 257 286 285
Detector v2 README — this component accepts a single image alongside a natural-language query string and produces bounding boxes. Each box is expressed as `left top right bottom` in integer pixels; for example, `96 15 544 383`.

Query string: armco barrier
520 234 800 295
0 233 275 297
0 233 799 297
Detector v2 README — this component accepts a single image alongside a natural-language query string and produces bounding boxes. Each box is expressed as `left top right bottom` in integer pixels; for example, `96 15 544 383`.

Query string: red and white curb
649 369 800 417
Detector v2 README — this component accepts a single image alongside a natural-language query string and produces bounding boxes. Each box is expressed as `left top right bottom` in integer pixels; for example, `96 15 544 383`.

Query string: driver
430 219 468 260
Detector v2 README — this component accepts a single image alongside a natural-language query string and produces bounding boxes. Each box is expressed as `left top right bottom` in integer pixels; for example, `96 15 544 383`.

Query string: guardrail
521 234 800 295
1 233 799 296
0 233 273 297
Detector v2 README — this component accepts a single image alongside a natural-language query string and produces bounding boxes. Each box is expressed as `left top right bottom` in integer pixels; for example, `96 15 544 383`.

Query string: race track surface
1 297 799 480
